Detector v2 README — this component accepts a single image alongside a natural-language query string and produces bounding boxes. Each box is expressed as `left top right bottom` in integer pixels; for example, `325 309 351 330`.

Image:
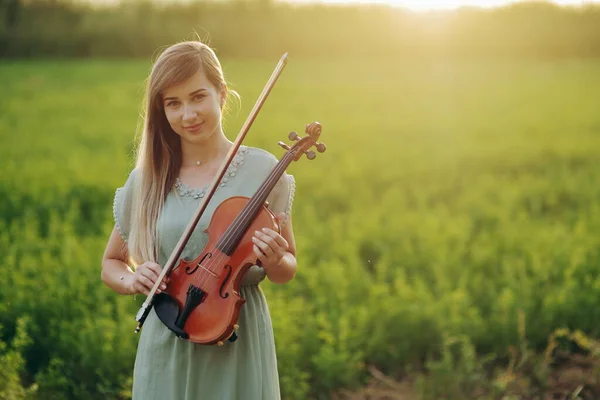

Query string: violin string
185 147 257 289
197 151 293 291
193 154 290 293
189 150 295 292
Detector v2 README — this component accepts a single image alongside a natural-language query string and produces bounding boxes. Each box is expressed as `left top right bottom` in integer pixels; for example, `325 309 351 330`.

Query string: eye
166 100 179 108
193 94 206 101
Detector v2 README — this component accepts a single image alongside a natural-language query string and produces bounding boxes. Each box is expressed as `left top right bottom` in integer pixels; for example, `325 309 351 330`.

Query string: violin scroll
277 121 326 161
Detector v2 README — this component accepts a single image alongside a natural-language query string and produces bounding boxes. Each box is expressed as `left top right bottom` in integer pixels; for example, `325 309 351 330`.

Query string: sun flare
284 0 597 11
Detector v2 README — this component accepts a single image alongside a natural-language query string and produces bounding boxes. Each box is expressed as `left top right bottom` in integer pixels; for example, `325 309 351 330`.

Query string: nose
182 104 198 123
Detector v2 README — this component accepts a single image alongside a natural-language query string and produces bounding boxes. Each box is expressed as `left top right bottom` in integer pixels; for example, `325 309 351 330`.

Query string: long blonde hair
128 41 238 266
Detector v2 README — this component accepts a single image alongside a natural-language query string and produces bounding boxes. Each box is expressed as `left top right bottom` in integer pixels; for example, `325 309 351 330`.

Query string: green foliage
410 315 600 399
416 335 495 399
2 56 600 399
0 317 38 399
0 206 139 399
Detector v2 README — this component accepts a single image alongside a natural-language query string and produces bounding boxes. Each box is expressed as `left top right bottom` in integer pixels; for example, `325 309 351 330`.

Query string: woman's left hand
252 213 289 270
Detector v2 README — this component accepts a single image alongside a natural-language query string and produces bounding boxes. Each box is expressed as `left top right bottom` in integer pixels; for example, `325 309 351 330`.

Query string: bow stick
135 52 289 332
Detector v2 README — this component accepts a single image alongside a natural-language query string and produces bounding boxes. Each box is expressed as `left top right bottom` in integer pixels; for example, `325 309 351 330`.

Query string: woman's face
162 68 225 144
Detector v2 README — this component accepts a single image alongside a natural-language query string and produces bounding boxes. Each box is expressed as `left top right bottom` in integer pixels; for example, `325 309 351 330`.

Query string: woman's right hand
126 262 169 295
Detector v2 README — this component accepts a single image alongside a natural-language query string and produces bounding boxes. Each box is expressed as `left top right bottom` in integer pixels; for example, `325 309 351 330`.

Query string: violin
153 123 325 345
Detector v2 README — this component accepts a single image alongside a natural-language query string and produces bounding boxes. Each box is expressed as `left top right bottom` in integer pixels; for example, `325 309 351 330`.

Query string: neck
180 131 232 169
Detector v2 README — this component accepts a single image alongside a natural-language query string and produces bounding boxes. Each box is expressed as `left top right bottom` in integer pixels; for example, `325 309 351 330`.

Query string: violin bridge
197 263 218 278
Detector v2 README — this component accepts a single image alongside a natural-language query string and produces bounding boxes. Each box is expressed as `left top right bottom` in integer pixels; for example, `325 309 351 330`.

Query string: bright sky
89 0 599 9
286 0 598 10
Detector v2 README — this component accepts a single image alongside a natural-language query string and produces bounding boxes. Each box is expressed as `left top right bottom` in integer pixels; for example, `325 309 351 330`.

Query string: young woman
101 40 297 399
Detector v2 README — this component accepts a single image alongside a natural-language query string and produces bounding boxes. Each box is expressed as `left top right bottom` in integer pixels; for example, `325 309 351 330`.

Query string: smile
183 123 203 132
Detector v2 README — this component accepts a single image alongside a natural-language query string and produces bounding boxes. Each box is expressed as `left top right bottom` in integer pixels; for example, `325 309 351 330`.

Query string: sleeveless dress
112 146 295 400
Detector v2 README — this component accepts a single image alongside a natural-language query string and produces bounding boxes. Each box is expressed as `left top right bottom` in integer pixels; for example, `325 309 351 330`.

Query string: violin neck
216 151 295 255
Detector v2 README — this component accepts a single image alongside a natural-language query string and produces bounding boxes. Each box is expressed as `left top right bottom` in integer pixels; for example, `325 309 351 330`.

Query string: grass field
2 56 600 399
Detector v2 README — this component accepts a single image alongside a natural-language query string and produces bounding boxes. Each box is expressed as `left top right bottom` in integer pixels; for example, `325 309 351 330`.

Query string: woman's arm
101 227 136 295
101 227 169 295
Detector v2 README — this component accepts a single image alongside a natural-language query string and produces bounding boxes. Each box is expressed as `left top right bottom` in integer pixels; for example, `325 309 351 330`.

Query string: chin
183 134 209 145
181 129 214 144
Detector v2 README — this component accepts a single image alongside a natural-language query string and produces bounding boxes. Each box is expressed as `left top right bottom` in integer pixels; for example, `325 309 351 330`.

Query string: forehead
162 68 213 98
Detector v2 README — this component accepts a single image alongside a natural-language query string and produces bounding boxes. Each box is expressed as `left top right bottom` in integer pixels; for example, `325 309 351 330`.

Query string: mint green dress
113 146 295 400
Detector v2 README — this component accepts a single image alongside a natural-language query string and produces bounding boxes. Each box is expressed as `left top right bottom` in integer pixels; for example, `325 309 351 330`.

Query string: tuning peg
288 131 299 141
278 141 291 151
315 142 326 153
305 150 316 160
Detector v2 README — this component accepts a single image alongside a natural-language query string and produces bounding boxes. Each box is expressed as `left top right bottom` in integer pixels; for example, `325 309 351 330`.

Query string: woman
101 40 296 399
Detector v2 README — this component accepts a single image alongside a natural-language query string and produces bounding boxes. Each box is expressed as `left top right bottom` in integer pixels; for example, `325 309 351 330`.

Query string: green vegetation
3 55 600 399
3 1 600 396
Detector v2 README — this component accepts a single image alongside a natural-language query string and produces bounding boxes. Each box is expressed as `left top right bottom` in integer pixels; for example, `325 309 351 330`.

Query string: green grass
2 56 600 399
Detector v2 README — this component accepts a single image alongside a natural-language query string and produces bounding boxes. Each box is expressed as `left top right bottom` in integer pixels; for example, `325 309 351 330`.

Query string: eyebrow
163 88 207 102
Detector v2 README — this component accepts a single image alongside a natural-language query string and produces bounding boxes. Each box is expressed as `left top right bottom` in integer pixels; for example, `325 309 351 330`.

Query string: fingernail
157 289 162 294
161 284 166 289
262 228 267 232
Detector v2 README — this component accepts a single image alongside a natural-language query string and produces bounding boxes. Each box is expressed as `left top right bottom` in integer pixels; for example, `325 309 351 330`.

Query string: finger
252 236 274 256
140 275 167 293
254 231 280 253
138 262 166 285
260 228 288 250
253 244 264 258
134 282 150 296
139 268 160 284
253 245 268 266
141 263 163 280
151 276 167 291
138 275 158 291
146 262 164 278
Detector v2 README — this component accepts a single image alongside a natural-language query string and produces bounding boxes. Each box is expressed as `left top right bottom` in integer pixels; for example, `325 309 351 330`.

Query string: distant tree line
1 0 600 59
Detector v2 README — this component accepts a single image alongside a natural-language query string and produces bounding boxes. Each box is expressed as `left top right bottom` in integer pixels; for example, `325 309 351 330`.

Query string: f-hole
186 252 212 275
219 265 232 298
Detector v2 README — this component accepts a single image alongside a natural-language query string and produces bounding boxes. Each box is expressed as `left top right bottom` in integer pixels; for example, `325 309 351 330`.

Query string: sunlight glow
283 0 598 10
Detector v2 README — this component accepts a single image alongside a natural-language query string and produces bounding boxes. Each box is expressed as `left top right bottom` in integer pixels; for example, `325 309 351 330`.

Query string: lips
183 122 203 132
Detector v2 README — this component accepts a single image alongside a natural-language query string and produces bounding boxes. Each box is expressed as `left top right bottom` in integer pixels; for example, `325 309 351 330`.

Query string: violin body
154 196 278 345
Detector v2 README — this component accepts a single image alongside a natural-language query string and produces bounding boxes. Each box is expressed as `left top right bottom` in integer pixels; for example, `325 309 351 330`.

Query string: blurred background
2 0 600 399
